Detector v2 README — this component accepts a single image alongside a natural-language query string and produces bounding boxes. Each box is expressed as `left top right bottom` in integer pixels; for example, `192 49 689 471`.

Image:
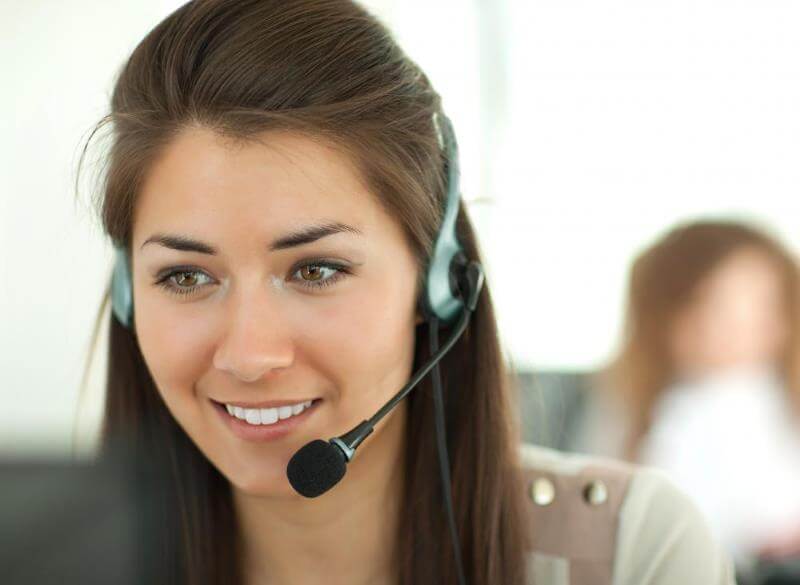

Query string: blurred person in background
582 219 800 573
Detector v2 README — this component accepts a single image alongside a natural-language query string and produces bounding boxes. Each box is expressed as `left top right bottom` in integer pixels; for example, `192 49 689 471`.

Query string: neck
233 401 407 585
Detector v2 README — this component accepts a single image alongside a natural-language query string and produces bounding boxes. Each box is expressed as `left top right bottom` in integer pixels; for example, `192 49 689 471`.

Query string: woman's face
131 126 421 496
669 247 789 377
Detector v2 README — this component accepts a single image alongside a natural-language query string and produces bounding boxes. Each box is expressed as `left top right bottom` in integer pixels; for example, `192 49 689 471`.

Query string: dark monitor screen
0 450 167 585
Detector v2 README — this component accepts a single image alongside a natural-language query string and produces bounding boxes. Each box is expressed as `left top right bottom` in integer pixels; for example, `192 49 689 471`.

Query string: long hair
77 1 531 584
605 219 800 459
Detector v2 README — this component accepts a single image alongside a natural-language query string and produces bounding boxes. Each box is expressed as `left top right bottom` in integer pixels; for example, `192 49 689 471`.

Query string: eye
154 268 213 297
291 261 350 289
152 260 351 297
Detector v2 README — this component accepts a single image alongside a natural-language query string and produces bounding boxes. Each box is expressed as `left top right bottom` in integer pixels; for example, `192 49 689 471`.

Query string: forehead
131 126 386 246
714 248 780 281
699 247 783 300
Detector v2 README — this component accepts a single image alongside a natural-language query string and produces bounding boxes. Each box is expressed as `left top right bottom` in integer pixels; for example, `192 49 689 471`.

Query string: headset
109 113 481 585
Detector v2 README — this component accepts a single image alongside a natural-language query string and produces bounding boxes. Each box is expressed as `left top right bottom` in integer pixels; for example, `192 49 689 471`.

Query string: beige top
519 443 737 585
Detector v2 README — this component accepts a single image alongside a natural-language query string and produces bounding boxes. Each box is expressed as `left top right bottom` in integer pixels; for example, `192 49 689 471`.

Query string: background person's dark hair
77 1 531 584
606 219 800 460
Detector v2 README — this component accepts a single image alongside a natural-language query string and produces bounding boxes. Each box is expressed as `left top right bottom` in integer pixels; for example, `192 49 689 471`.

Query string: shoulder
517 443 736 585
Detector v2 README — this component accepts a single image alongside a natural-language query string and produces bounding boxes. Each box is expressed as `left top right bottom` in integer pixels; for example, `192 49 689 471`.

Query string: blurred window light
484 0 800 369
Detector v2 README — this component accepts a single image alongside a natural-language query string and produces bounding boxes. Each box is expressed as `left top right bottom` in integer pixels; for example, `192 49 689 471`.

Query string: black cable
429 317 468 585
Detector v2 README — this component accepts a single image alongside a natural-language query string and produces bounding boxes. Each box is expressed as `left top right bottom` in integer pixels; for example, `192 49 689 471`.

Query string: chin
222 461 299 498
236 479 307 500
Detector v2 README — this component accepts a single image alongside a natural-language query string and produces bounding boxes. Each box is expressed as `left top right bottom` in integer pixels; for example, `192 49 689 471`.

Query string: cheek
699 293 767 356
134 291 213 407
296 278 418 412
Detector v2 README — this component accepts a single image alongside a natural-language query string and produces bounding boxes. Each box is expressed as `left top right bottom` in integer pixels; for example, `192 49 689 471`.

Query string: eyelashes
152 260 352 298
153 269 213 297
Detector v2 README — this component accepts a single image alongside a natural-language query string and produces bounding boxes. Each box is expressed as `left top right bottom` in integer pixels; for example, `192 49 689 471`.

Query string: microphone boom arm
332 307 471 460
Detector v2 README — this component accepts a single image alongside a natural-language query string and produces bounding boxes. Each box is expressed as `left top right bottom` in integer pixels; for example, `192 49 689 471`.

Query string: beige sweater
519 443 737 585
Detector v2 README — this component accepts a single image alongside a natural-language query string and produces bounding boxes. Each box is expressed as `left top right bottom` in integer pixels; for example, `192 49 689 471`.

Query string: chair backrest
516 369 591 451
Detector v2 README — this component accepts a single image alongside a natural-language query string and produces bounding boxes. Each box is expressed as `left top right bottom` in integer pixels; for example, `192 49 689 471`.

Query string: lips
213 398 318 409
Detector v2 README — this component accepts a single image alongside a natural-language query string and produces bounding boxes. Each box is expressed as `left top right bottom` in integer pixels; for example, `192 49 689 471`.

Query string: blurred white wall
1 1 189 456
2 0 800 454
491 0 800 370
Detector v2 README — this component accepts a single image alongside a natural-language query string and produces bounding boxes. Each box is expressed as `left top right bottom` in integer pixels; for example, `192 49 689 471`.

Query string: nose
212 287 295 383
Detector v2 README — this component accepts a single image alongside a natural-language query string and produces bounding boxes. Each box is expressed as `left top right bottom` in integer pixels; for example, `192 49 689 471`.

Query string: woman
79 1 733 583
599 220 800 566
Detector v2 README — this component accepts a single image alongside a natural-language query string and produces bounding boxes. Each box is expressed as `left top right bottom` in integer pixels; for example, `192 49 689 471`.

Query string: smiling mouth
213 399 321 426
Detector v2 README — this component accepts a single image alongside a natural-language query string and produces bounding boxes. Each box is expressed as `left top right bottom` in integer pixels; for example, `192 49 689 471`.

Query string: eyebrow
140 222 362 254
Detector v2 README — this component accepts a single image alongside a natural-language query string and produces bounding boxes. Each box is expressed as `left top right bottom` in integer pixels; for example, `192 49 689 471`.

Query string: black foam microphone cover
286 439 347 498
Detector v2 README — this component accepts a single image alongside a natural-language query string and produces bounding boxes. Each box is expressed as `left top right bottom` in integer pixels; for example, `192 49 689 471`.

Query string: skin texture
131 125 423 585
669 247 788 378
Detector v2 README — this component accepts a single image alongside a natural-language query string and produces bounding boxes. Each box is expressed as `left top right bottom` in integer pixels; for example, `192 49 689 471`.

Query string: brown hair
606 219 800 459
77 1 530 584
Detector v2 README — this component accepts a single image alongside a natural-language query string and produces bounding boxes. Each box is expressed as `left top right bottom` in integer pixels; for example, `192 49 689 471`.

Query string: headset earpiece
421 113 483 324
110 244 134 329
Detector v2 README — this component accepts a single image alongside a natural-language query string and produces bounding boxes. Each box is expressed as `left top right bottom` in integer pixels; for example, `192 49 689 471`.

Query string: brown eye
291 261 349 290
300 265 325 281
155 268 212 297
176 272 198 287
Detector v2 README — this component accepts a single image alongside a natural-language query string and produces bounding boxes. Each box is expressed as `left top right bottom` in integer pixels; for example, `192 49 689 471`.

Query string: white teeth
245 409 261 425
261 408 278 424
224 400 314 426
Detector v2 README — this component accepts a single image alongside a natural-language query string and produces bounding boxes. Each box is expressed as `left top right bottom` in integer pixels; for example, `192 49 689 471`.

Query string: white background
1 0 799 454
